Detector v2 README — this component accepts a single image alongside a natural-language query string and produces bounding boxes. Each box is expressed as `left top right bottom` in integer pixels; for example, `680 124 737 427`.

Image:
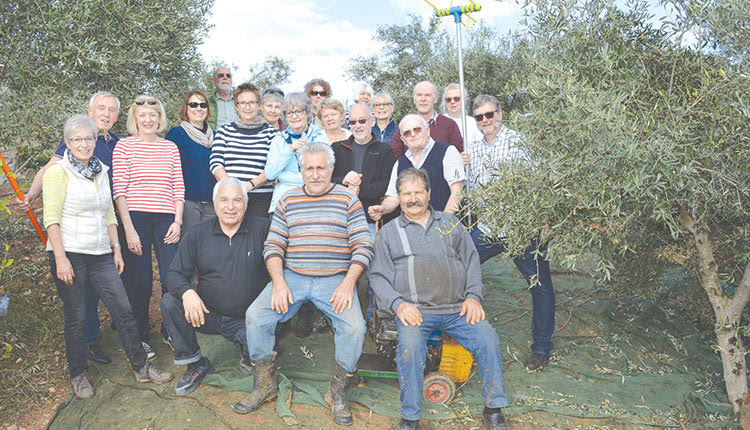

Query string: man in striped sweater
235 142 373 426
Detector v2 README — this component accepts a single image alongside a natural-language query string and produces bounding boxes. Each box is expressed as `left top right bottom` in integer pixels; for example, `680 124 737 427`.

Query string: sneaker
71 373 95 399
134 362 173 384
142 341 157 361
84 344 112 364
175 358 213 396
524 353 549 371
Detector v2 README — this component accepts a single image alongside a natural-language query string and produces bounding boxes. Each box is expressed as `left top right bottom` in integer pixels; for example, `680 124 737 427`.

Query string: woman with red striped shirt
113 95 185 359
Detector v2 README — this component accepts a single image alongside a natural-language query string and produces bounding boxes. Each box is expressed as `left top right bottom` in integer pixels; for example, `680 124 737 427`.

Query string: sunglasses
188 102 208 109
445 96 461 103
349 118 368 125
216 73 232 78
474 110 498 122
402 126 423 138
135 98 158 106
309 90 327 97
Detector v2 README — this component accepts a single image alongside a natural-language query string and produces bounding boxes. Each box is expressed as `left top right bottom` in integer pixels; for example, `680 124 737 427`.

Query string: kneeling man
370 168 510 430
162 177 270 395
236 142 373 426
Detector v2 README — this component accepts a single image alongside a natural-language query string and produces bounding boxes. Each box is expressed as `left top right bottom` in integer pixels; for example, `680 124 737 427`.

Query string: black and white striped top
210 122 278 193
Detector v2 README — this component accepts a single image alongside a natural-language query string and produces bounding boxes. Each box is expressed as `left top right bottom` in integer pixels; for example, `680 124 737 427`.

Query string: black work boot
233 352 278 414
324 363 356 426
482 407 509 430
397 418 419 429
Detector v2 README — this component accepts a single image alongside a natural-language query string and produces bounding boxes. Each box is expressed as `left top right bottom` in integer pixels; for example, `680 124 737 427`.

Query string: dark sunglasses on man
474 110 498 122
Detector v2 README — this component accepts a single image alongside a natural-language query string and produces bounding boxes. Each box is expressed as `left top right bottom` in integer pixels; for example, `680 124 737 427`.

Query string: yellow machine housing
438 340 474 383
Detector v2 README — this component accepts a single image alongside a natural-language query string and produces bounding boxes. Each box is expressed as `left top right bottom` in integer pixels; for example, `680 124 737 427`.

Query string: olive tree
347 15 527 120
470 0 750 412
0 0 214 168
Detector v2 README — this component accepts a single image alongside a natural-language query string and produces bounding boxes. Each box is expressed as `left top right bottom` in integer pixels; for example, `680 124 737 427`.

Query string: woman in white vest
42 114 172 400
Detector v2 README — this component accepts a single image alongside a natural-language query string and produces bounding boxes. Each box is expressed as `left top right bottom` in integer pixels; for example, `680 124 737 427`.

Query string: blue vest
397 141 451 211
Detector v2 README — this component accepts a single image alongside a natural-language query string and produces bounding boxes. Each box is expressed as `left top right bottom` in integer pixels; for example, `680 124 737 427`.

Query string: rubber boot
233 352 278 414
324 363 356 426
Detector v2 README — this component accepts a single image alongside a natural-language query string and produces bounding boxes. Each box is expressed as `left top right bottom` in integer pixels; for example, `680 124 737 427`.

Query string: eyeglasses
188 102 209 109
445 96 461 103
286 109 305 118
135 97 158 106
237 101 259 108
474 110 499 122
216 73 232 78
349 118 368 125
373 102 392 108
70 136 96 145
402 126 423 138
309 90 327 97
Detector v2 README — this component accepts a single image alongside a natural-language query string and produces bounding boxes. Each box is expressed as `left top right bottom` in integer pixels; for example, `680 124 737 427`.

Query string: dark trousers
470 227 556 355
49 252 147 378
248 192 273 218
83 223 130 345
122 211 178 343
160 293 247 365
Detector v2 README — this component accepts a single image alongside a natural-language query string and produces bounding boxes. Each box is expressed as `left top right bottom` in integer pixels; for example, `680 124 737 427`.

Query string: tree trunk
679 206 750 414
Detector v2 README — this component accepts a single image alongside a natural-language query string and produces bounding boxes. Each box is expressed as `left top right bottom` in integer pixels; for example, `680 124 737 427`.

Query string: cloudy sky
198 0 525 104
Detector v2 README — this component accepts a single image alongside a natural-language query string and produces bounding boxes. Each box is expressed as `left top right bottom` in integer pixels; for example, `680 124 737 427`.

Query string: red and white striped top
112 136 185 214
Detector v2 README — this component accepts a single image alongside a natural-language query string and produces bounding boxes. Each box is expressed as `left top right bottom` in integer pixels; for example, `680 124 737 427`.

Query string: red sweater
112 136 185 214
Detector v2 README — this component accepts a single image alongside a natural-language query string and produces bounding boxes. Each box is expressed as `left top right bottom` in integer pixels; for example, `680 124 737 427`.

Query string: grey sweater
370 209 484 315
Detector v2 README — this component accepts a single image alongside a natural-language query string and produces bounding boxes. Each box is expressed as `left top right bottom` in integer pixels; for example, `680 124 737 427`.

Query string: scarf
66 149 102 180
234 118 265 130
180 121 213 148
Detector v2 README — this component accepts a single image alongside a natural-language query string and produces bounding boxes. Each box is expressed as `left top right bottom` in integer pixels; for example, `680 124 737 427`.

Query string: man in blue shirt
17 91 121 364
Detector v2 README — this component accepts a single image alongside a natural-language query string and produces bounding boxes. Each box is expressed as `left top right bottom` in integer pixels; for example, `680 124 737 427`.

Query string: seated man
370 168 510 430
236 142 373 426
161 177 270 396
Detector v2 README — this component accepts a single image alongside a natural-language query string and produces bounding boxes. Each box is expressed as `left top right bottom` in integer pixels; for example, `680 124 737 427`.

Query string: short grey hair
298 142 335 169
396 168 431 194
283 92 314 121
399 114 428 133
89 91 120 112
261 87 284 105
373 91 394 106
352 82 374 104
413 81 438 98
63 114 97 146
212 177 248 203
472 94 502 113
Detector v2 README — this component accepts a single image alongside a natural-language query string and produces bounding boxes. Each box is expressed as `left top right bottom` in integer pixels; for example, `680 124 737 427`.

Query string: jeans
160 293 247 365
395 314 508 420
182 200 216 233
246 270 366 373
470 227 556 355
49 252 147 378
122 211 179 343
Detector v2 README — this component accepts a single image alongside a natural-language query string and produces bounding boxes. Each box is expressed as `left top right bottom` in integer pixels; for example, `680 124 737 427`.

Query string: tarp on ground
47 259 733 429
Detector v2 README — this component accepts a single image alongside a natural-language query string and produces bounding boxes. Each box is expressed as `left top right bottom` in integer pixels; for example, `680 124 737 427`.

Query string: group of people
17 66 557 430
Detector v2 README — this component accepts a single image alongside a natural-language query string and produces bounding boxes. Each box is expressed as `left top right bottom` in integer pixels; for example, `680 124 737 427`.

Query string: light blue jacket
264 123 330 213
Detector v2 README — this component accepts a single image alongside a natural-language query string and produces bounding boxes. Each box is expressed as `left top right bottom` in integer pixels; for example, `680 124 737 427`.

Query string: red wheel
423 372 456 404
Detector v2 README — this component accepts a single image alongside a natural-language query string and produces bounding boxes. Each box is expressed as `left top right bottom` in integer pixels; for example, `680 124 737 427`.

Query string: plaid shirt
466 125 524 235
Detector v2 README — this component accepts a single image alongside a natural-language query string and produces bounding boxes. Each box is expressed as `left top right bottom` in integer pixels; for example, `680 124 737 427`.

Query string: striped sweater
112 136 185 214
209 122 277 194
264 184 373 276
